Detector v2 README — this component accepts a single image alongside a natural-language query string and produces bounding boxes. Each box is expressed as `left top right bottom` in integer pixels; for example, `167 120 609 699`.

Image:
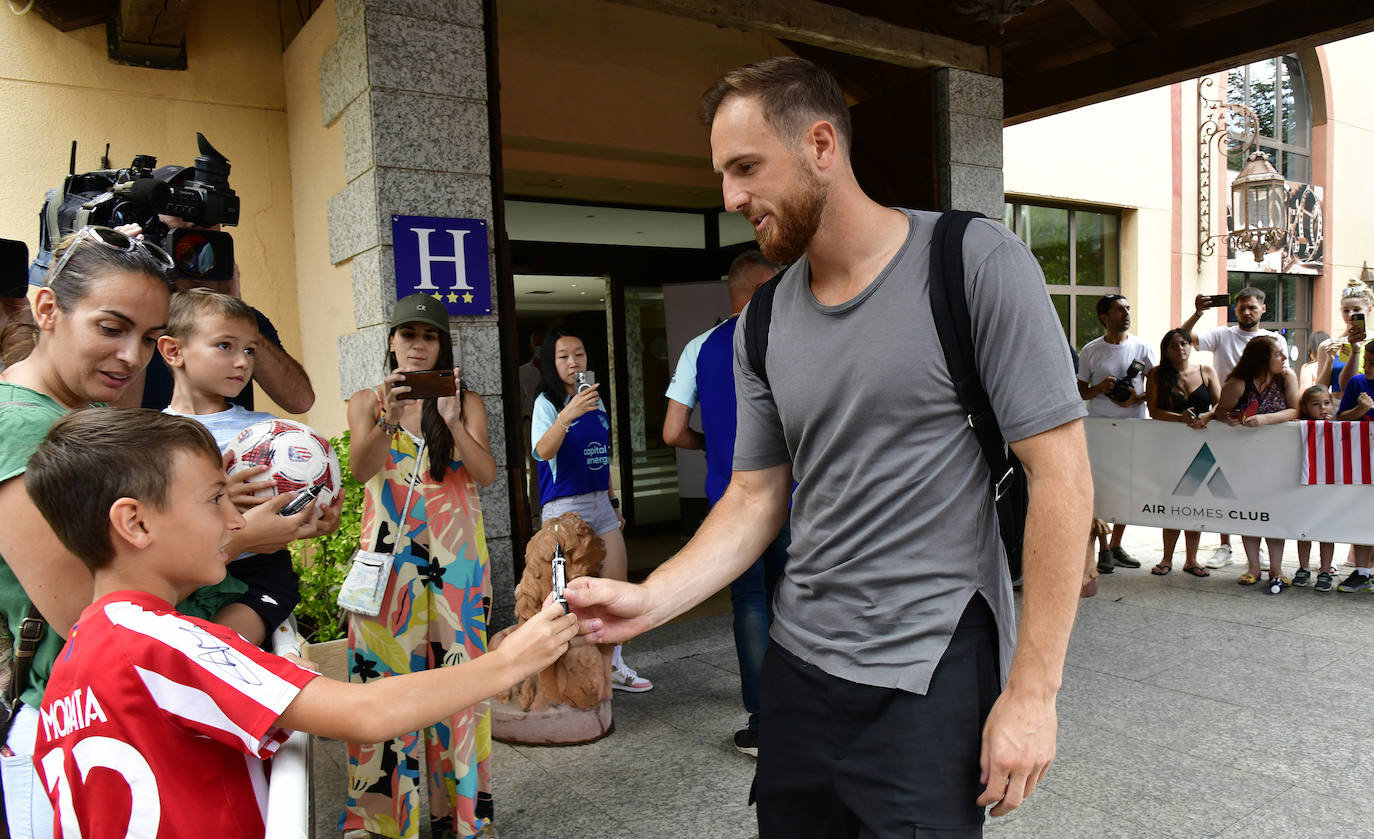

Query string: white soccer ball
223 419 341 510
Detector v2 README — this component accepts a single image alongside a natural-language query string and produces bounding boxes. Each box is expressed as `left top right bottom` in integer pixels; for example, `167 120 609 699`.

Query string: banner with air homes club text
1085 418 1369 543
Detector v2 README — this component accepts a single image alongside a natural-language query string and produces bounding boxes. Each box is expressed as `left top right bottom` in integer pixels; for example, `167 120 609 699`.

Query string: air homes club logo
1140 443 1269 523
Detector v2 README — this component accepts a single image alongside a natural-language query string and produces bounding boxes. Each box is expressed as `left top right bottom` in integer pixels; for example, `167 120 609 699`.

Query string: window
1227 272 1311 364
1226 56 1311 182
1003 202 1121 350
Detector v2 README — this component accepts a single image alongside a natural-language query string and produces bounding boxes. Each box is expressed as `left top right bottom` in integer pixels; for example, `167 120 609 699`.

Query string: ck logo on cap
416 303 427 310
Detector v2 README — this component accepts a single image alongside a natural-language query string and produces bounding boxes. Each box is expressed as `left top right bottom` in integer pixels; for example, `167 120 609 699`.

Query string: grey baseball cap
390 293 449 333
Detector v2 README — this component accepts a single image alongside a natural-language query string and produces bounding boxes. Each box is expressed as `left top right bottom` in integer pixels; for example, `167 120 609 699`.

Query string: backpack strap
927 211 1015 500
1 603 46 738
742 268 787 390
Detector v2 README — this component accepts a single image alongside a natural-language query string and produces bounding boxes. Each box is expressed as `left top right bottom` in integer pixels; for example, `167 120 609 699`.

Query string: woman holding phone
342 293 499 839
532 327 652 693
1316 277 1371 394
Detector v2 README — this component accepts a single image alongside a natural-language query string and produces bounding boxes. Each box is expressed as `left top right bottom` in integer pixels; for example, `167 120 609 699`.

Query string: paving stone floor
312 529 1374 838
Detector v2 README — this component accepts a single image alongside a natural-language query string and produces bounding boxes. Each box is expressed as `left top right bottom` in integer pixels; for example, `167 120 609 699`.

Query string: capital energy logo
1172 443 1236 499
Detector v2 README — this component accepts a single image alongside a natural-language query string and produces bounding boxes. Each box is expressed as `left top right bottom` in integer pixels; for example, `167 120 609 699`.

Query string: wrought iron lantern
1227 151 1288 264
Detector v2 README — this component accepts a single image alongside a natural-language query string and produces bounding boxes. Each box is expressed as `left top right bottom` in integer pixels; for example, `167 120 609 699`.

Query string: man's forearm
640 464 791 628
1005 425 1092 698
254 342 315 414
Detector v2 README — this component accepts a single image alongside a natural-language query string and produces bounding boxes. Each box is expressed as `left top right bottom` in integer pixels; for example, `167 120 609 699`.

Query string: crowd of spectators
1076 280 1372 597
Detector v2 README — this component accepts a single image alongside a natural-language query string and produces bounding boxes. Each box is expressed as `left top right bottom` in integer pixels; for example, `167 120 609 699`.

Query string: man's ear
109 497 153 551
157 334 184 367
806 120 840 171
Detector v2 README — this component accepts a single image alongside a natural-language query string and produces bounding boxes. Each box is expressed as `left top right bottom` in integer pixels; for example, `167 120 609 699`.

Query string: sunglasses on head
44 226 175 288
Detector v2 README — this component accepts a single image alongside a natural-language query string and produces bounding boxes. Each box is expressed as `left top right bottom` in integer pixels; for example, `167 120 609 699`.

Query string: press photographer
1077 293 1157 572
32 134 314 413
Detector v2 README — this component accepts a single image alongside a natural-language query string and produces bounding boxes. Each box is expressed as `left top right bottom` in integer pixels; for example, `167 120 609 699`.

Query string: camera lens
171 230 219 278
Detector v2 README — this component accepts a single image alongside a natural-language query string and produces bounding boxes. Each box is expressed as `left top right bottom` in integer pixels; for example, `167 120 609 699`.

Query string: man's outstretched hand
563 576 655 645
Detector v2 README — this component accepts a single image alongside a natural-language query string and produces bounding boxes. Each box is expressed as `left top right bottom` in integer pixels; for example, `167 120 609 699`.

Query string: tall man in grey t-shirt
566 58 1091 838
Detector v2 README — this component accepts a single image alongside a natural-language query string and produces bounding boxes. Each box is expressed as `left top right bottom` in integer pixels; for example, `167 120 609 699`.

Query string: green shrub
291 431 365 642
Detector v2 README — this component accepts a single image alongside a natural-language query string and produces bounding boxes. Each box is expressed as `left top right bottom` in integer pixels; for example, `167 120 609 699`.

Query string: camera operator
1077 293 1156 573
112 165 314 414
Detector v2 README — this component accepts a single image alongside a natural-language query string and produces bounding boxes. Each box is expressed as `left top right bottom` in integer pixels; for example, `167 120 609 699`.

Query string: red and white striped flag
1300 420 1374 485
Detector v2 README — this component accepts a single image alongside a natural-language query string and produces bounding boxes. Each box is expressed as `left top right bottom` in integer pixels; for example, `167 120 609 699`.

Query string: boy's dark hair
165 288 256 340
700 57 852 154
1236 286 1266 304
26 408 222 568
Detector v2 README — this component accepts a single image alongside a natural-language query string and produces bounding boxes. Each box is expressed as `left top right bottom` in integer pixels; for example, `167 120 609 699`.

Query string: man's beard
753 168 826 265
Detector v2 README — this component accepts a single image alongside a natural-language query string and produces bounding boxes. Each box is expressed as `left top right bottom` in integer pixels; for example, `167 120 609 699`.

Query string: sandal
1182 565 1210 577
1151 562 1172 576
1236 573 1261 585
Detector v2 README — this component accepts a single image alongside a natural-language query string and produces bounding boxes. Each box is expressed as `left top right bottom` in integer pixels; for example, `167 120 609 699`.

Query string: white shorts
541 491 619 534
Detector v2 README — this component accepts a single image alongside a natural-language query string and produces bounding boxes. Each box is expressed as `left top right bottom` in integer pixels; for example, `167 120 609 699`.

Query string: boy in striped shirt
24 409 575 839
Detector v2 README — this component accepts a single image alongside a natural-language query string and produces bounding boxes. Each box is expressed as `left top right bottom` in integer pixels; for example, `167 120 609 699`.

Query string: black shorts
228 550 301 633
754 596 1001 839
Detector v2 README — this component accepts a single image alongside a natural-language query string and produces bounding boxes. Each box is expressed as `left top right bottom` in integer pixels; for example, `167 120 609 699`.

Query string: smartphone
1207 293 1231 308
1352 312 1367 331
397 369 456 400
574 370 596 394
278 484 324 517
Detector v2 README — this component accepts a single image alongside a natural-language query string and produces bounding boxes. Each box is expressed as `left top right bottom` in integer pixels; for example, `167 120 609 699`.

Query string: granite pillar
933 68 1005 219
321 0 514 624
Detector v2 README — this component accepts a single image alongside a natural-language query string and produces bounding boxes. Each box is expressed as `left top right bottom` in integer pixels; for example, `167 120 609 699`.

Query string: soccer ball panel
224 419 341 508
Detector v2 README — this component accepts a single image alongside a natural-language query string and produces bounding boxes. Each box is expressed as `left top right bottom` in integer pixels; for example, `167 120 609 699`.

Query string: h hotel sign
391 215 491 315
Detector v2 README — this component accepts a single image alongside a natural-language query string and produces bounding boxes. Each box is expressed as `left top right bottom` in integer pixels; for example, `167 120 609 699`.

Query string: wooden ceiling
606 0 1374 124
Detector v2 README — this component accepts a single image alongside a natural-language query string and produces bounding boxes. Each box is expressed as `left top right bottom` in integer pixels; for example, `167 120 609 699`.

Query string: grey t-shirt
732 209 1085 694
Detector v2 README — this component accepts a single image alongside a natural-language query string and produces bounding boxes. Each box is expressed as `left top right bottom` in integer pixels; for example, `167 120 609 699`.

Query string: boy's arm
278 602 577 742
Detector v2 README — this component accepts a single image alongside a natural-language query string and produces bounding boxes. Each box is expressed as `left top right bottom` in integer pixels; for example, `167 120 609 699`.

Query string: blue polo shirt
667 318 740 505
532 392 611 505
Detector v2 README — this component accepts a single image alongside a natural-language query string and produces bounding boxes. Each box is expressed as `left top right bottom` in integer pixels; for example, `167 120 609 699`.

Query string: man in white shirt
1181 287 1289 567
1078 294 1156 573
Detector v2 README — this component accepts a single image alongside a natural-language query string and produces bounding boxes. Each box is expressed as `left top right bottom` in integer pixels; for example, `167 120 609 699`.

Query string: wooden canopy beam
1005 0 1374 124
600 0 992 74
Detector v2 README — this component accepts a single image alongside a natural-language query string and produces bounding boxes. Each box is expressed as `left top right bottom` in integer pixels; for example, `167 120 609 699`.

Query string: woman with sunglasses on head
0 227 175 836
341 294 498 839
532 328 652 693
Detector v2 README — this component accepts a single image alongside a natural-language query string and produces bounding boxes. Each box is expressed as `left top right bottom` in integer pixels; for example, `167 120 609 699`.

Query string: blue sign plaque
391 215 491 315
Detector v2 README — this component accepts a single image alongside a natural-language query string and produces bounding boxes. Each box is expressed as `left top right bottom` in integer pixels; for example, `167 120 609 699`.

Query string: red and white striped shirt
1299 420 1374 485
34 591 317 839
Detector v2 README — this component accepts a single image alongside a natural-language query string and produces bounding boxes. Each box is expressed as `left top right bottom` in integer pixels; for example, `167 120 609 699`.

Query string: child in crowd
1336 337 1374 421
160 289 335 645
24 409 576 838
1294 386 1339 592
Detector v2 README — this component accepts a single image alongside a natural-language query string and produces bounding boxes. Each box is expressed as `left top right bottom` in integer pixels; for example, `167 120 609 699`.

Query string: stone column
320 0 514 624
933 68 1005 219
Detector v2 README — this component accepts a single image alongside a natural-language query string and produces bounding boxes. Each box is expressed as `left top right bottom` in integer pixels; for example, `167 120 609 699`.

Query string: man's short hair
165 287 256 340
25 408 222 568
728 250 779 283
1096 294 1127 317
1235 286 1266 304
701 57 852 154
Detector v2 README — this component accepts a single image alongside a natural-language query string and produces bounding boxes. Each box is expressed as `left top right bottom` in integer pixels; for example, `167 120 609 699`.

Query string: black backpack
742 211 1028 581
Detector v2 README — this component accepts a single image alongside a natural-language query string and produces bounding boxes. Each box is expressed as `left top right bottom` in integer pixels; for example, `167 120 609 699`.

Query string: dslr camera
45 133 239 281
1109 360 1147 403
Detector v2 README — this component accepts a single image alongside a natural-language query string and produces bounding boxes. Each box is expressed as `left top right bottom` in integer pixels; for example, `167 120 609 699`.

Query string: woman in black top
1145 328 1221 576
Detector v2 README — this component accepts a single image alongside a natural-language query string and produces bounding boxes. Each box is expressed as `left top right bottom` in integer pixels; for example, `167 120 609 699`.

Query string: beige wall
1004 85 1180 344
0 1 302 416
282 0 351 438
1319 34 1374 333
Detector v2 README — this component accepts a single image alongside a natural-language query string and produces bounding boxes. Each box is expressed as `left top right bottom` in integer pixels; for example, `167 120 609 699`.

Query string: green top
0 382 73 708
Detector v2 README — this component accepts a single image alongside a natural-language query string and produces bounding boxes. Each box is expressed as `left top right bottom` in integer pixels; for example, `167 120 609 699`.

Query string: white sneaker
610 661 653 692
1206 544 1232 569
